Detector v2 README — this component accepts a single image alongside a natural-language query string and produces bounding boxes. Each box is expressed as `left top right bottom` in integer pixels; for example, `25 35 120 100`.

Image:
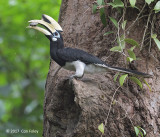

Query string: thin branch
117 101 135 128
140 11 152 50
122 0 127 65
101 86 121 137
125 3 146 32
149 14 155 53
117 17 123 48
138 14 148 20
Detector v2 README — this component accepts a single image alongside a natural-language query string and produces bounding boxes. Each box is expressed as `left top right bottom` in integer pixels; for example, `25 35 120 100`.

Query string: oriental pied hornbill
27 14 152 79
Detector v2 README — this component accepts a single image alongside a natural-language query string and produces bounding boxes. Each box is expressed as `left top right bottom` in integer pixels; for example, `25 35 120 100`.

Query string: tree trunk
43 0 160 136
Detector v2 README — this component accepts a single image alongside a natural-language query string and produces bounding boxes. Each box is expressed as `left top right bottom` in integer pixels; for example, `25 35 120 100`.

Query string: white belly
63 61 107 74
84 64 107 73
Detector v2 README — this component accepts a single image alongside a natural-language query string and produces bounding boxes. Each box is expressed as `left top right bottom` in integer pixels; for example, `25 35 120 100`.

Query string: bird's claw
69 76 74 85
68 75 77 85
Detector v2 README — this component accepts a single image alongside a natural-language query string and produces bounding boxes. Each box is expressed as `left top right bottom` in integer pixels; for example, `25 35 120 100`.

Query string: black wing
57 47 105 65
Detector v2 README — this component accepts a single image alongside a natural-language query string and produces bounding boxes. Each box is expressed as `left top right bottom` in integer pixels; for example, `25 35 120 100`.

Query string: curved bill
27 26 52 36
28 20 56 33
42 14 63 32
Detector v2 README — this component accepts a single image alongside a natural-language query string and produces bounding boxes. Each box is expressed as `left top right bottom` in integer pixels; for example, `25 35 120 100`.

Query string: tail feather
108 66 152 78
94 63 152 78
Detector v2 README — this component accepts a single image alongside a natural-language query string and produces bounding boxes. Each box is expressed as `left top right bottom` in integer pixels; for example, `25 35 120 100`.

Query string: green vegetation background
0 0 61 136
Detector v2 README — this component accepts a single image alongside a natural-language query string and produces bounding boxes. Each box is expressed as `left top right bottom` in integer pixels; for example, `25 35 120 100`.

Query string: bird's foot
65 75 82 85
68 76 74 85
68 75 79 85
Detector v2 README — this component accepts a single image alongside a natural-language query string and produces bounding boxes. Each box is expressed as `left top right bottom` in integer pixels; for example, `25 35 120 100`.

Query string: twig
117 17 123 47
106 52 114 59
80 7 91 22
117 101 135 128
149 14 155 53
111 17 123 49
122 0 127 64
150 54 159 63
101 86 121 137
125 3 146 32
117 16 127 57
149 21 153 53
138 14 148 20
144 36 151 42
140 11 152 50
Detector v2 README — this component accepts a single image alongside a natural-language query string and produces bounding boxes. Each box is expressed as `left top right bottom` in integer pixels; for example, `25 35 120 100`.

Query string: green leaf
127 49 136 60
154 1 160 13
134 126 140 136
124 38 139 47
119 74 128 86
139 131 144 137
110 46 122 52
129 0 136 7
152 37 160 50
109 17 118 28
122 20 127 30
98 123 104 134
127 57 134 62
92 4 98 14
97 0 103 5
102 0 105 5
109 0 124 8
129 77 143 89
100 8 107 26
130 46 136 51
138 127 146 136
114 72 120 82
151 34 157 39
145 0 154 5
143 79 151 92
104 31 114 36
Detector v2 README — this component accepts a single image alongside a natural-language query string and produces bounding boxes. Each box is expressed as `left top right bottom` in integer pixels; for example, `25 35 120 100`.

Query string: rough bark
43 0 160 136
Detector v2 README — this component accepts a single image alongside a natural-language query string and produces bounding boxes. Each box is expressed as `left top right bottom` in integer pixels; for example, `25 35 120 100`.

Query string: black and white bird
27 14 152 79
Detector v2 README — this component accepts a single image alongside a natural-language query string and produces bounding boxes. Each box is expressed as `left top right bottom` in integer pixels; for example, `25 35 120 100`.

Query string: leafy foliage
122 20 127 30
145 0 154 5
152 34 160 50
109 17 118 28
0 0 61 136
110 46 122 52
92 0 107 26
134 126 146 137
154 1 160 13
124 38 139 47
94 0 157 135
100 7 107 26
119 74 128 86
127 49 136 60
109 0 124 8
114 72 120 82
104 31 114 36
98 123 104 134
97 0 103 5
143 79 152 92
129 77 143 89
129 0 136 7
92 4 98 14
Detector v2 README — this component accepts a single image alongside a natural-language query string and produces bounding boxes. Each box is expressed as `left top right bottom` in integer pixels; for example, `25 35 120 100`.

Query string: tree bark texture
43 0 160 136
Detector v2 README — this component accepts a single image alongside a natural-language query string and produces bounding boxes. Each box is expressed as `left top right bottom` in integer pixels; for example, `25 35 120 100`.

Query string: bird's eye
55 32 58 36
